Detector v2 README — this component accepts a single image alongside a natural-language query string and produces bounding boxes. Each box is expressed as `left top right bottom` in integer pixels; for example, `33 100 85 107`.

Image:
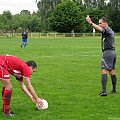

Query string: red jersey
0 55 30 80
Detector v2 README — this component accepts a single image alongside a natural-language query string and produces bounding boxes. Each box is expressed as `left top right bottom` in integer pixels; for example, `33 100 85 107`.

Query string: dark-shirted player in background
0 55 43 116
21 29 28 48
86 15 117 96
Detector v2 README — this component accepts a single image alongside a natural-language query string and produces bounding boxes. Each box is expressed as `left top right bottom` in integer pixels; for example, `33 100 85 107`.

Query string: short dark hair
100 17 108 23
26 61 37 68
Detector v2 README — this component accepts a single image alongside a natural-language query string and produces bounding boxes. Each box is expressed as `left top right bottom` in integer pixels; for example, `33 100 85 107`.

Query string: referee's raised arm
86 15 103 32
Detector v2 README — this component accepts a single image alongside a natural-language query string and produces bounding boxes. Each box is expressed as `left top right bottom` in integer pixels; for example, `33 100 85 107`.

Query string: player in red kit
0 55 43 116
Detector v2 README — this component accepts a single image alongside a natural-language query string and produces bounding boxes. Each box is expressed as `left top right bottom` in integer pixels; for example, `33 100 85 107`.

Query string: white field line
34 51 120 59
34 51 100 59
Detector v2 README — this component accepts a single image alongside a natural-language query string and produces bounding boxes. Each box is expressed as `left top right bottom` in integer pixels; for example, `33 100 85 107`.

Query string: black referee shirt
101 27 115 51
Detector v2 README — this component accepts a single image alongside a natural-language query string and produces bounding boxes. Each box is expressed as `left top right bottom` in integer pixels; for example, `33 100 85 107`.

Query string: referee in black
86 15 117 96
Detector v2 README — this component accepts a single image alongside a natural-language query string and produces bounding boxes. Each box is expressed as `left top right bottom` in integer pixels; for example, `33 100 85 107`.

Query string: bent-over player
0 54 43 116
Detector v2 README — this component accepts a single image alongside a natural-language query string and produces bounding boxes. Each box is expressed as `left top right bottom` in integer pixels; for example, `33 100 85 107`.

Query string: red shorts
0 57 10 80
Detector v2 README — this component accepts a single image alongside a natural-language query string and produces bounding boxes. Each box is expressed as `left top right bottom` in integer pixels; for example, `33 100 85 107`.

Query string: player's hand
86 15 92 24
36 98 44 106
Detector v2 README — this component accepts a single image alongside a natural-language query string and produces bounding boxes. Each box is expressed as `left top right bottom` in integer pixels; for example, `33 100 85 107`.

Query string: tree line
0 0 120 33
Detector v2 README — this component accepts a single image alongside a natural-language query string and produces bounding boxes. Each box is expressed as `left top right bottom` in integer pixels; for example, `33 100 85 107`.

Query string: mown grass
0 36 120 120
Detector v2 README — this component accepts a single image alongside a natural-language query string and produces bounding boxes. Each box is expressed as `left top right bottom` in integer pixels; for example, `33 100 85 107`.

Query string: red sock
2 87 5 110
3 89 12 114
2 87 5 97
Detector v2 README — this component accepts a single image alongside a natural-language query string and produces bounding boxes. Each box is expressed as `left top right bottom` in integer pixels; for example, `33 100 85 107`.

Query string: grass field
0 36 120 120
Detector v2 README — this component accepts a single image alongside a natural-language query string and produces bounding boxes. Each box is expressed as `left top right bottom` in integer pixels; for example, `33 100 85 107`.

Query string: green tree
0 15 4 31
49 0 85 32
2 10 13 31
20 10 31 15
18 10 31 30
30 14 41 32
12 14 21 31
108 9 120 32
108 0 120 10
36 0 61 32
105 0 120 32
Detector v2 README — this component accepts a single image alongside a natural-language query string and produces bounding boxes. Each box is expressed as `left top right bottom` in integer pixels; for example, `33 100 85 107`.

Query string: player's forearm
27 85 39 101
20 84 33 99
86 15 102 32
25 78 39 101
91 22 102 32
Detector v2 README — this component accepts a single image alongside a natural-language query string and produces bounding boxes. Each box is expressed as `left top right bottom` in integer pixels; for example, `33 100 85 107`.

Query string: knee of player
102 69 107 74
5 85 13 90
109 69 116 76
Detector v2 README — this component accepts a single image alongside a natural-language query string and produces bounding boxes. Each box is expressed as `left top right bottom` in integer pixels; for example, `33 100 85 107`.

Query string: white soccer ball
36 99 48 110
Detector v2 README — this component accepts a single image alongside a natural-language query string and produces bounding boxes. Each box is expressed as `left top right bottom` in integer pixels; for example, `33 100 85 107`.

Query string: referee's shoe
111 90 116 94
99 92 107 96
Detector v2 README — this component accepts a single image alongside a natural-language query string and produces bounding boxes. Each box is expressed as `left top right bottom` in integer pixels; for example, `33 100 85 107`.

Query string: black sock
21 43 24 47
102 74 107 93
111 75 117 91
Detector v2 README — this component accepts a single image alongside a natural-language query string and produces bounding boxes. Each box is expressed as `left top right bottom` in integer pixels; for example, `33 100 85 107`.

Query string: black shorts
101 50 116 70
